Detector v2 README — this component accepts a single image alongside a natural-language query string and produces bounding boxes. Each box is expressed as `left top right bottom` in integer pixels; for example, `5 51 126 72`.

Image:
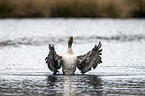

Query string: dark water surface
0 18 145 95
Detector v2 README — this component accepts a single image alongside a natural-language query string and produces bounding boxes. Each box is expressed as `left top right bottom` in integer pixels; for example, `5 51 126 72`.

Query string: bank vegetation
0 0 145 18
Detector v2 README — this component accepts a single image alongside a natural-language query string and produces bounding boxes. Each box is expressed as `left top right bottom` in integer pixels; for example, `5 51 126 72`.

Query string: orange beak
69 36 73 39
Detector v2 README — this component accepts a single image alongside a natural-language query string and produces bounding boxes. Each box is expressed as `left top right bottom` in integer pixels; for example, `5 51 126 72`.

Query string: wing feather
45 44 62 74
77 41 102 74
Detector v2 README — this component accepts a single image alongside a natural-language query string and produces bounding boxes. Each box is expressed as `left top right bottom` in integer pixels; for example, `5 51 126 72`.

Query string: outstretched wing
45 44 62 74
77 41 102 74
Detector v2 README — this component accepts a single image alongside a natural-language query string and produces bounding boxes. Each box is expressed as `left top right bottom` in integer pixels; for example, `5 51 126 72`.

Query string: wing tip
98 41 102 47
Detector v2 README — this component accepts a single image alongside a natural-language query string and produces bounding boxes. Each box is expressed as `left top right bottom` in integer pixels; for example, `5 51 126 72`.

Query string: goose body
45 36 102 75
62 53 77 74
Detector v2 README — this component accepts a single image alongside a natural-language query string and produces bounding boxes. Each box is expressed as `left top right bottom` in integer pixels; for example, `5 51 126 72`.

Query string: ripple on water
0 34 145 47
0 75 145 95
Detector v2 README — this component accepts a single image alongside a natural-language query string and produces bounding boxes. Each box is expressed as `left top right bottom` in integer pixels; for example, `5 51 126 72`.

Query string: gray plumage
45 44 62 74
77 41 102 74
45 36 102 75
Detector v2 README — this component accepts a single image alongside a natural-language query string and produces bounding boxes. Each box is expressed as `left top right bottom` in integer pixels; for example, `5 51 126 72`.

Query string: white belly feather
62 54 77 75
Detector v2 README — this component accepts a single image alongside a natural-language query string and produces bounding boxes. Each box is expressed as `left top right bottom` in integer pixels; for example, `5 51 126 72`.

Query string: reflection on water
47 75 102 96
0 74 144 95
0 74 102 95
63 77 76 96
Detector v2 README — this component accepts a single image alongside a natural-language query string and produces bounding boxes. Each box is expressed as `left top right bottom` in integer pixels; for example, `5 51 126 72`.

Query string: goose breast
62 54 77 74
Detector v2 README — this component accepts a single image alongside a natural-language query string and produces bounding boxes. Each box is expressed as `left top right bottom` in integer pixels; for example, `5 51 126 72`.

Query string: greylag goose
45 36 102 75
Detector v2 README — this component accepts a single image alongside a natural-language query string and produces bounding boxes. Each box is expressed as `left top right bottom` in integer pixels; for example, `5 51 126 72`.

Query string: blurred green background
0 0 145 18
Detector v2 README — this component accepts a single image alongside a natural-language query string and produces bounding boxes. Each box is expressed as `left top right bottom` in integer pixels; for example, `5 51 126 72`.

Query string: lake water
0 18 145 95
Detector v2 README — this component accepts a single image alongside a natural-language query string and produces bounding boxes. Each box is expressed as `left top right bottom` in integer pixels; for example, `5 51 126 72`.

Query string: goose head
68 36 73 48
67 36 74 54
